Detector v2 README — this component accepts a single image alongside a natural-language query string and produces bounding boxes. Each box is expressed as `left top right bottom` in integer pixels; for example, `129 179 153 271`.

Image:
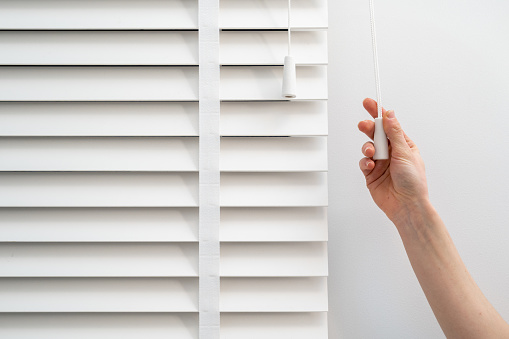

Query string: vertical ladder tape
199 0 220 338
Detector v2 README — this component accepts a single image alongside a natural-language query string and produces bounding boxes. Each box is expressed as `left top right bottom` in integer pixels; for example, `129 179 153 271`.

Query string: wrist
392 198 437 232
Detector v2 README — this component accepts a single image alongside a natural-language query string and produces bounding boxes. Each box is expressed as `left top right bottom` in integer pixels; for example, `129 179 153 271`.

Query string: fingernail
386 110 395 119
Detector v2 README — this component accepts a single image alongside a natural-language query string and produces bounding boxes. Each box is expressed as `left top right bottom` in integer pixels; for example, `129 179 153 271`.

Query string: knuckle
391 123 403 135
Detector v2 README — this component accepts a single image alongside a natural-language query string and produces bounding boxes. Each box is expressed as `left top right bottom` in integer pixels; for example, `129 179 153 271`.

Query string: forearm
394 201 509 339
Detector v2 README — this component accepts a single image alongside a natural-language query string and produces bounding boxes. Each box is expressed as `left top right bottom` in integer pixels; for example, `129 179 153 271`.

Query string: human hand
358 98 429 224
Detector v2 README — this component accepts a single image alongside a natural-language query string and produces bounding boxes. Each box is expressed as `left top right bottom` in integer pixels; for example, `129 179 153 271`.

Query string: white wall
328 0 509 337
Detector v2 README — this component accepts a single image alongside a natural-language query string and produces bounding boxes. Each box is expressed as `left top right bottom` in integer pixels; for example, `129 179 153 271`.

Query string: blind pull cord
369 0 389 160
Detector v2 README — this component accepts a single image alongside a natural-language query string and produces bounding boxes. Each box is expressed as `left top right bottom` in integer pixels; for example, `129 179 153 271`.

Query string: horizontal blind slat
0 0 198 30
220 137 327 172
0 102 198 137
220 31 327 65
220 173 328 207
0 32 198 66
0 208 198 242
0 173 198 207
220 277 328 312
0 278 198 312
0 67 198 102
220 207 327 242
220 66 327 101
0 137 198 172
0 243 198 277
220 0 327 29
220 313 327 339
0 313 198 339
220 101 327 137
220 242 328 277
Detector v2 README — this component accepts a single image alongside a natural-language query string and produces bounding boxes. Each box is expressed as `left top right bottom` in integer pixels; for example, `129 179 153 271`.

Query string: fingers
358 120 375 140
359 157 375 176
362 141 375 158
359 142 375 176
359 98 386 140
363 98 387 119
359 139 391 183
361 99 419 153
382 110 411 157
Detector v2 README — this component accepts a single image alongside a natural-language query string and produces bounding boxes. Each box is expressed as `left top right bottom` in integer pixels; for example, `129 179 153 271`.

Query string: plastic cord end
282 56 297 99
373 117 389 160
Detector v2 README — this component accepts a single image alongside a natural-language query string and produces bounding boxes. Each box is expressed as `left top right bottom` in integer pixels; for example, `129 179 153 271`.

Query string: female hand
358 98 429 223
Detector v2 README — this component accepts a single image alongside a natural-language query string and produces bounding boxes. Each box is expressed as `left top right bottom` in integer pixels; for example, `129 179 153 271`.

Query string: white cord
369 0 383 118
288 0 292 56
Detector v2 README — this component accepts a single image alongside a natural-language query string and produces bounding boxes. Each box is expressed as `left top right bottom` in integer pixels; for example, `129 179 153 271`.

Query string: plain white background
328 0 509 337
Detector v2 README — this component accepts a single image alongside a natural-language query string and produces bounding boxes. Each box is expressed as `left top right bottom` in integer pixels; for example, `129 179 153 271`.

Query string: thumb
383 110 410 156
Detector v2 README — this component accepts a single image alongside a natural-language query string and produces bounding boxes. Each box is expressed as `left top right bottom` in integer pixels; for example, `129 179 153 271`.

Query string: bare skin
358 98 509 338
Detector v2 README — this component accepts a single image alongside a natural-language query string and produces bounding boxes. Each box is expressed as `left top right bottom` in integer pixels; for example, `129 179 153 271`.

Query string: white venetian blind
0 0 328 338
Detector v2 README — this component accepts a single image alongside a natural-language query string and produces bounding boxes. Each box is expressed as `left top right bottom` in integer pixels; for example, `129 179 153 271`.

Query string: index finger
363 98 387 119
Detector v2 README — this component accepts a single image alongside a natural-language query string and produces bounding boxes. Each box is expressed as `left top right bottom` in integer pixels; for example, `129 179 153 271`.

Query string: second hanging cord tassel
282 0 297 99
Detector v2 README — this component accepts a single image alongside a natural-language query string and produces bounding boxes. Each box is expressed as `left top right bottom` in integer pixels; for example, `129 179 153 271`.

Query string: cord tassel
282 56 297 98
282 0 297 99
